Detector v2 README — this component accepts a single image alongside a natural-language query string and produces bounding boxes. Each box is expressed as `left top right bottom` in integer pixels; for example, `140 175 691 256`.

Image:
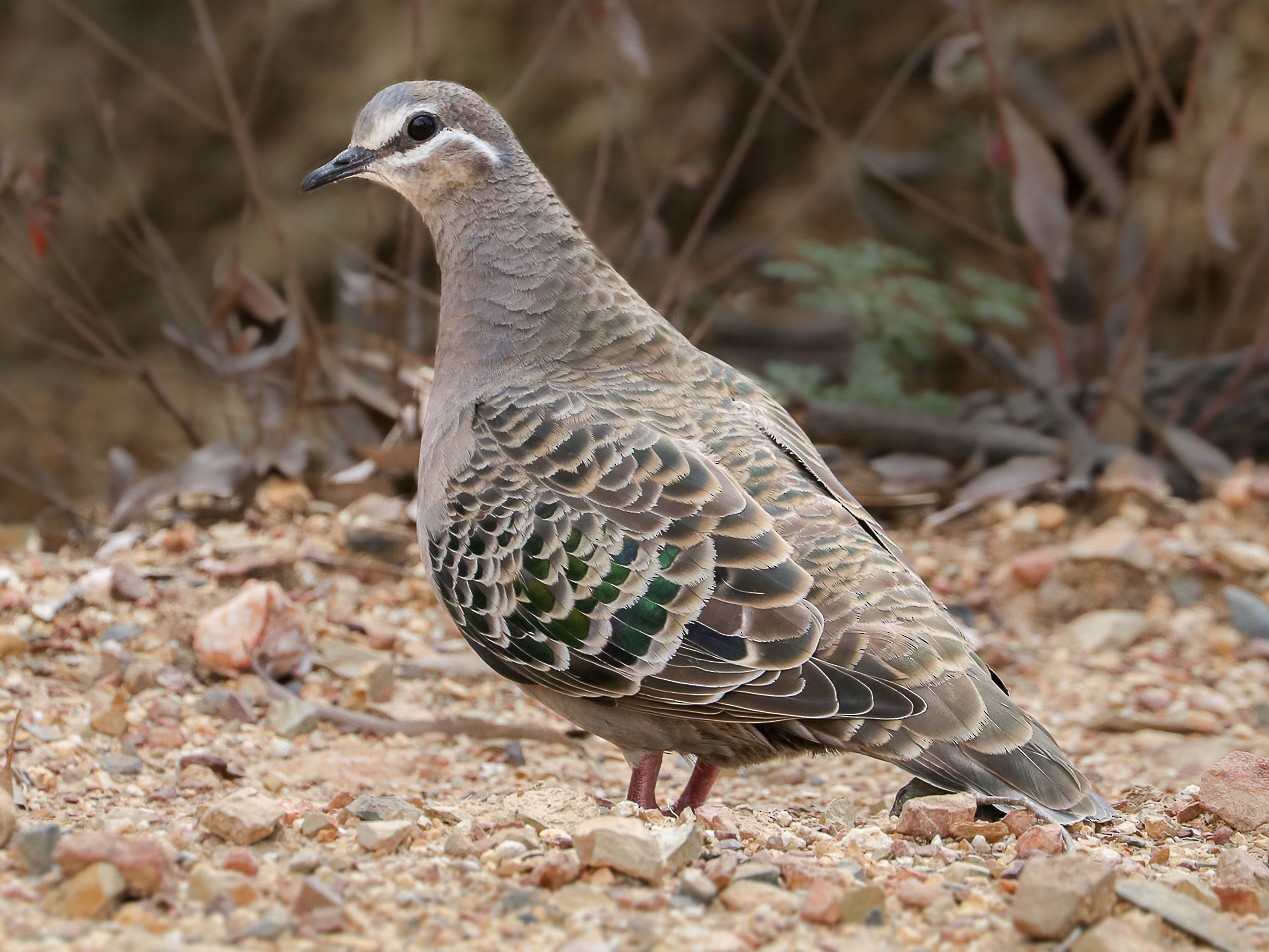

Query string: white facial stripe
355 101 440 152
373 128 502 172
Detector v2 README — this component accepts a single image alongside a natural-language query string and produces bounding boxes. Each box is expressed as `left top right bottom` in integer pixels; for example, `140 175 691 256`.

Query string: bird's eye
406 113 440 142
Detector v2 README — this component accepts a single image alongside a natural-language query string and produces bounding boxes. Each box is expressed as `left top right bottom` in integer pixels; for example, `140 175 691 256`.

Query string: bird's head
301 81 514 206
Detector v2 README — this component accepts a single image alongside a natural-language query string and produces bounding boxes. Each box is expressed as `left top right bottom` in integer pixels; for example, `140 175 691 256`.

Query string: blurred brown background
2 0 1267 526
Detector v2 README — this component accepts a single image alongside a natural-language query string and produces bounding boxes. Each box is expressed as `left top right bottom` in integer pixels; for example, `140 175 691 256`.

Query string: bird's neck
419 165 662 381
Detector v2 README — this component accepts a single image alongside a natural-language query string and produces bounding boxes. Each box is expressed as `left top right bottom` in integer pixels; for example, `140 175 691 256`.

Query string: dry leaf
923 455 1062 529
1160 425 1233 489
108 441 252 530
1202 126 1251 251
1002 103 1071 279
590 0 650 77
931 33 980 91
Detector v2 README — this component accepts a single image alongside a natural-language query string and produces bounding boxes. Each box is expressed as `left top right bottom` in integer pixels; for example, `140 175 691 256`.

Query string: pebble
110 562 155 602
694 804 740 839
677 868 718 905
99 752 143 776
1071 913 1163 952
243 904 292 940
1067 522 1153 570
268 696 321 738
292 875 344 933
188 863 259 907
1015 823 1065 856
1200 750 1269 831
718 880 800 915
300 813 335 838
1215 540 1269 573
731 861 782 886
894 876 944 909
12 823 61 875
532 851 581 890
47 861 127 918
573 816 701 884
1010 548 1057 587
193 580 313 679
52 831 174 897
346 794 421 823
894 792 977 840
1223 586 1269 641
0 630 29 658
222 847 259 876
1011 855 1116 939
89 690 129 737
823 797 857 831
201 790 285 845
356 820 415 853
1061 609 1148 653
799 879 842 925
838 884 886 926
1215 847 1269 891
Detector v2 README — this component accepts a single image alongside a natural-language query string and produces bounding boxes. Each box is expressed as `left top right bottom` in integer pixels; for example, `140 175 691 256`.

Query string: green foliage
761 239 1035 415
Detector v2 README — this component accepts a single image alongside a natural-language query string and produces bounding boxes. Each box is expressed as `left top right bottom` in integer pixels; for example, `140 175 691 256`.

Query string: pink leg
672 759 721 814
626 751 664 809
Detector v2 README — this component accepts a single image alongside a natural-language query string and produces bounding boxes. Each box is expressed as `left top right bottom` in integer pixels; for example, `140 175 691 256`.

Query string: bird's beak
301 145 376 192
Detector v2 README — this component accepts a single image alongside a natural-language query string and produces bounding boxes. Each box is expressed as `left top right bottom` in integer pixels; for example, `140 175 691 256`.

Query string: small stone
838 884 885 926
201 791 285 845
345 794 421 823
895 793 977 840
732 861 782 886
100 623 143 644
0 630 30 658
823 797 857 831
1215 847 1269 891
1068 523 1153 570
718 880 799 915
188 863 259 907
98 752 143 776
52 832 175 897
89 690 129 737
1215 540 1269 573
533 851 581 890
222 847 259 876
48 861 127 918
1212 885 1262 916
800 878 842 924
1061 609 1148 654
267 696 321 739
694 804 740 839
292 875 343 926
255 477 312 516
1003 809 1037 836
243 905 292 940
110 562 155 602
948 819 1010 843
895 876 944 909
1012 855 1116 939
1010 548 1057 587
288 848 322 874
573 816 701 884
1224 586 1269 641
1071 914 1163 952
300 814 335 838
356 820 415 853
1200 750 1269 831
12 823 61 875
677 868 718 904
193 580 312 680
1034 503 1068 530
1015 823 1065 856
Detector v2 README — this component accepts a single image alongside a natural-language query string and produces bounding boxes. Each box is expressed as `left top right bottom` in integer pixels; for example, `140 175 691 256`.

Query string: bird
302 81 1114 824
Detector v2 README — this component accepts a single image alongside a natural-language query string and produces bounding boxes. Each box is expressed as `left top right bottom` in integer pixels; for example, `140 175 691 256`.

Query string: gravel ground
1 477 1268 950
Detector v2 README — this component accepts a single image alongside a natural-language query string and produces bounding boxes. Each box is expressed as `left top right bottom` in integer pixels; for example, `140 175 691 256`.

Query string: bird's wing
425 385 923 721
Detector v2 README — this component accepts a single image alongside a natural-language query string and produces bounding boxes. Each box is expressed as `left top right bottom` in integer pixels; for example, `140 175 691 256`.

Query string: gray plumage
303 81 1113 824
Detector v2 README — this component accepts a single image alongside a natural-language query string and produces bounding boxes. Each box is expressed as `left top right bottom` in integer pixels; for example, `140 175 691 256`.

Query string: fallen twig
253 664 584 748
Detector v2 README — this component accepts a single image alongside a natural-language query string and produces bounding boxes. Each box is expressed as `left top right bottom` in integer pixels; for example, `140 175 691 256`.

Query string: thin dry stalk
1092 0 1223 425
968 0 1072 380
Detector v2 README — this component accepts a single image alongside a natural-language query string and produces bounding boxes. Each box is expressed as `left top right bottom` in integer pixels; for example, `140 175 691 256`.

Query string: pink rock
1011 855 1116 939
1011 548 1057 588
800 878 843 925
1015 823 1065 857
1201 751 1269 832
895 793 977 840
193 580 312 679
694 805 740 840
52 832 176 898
